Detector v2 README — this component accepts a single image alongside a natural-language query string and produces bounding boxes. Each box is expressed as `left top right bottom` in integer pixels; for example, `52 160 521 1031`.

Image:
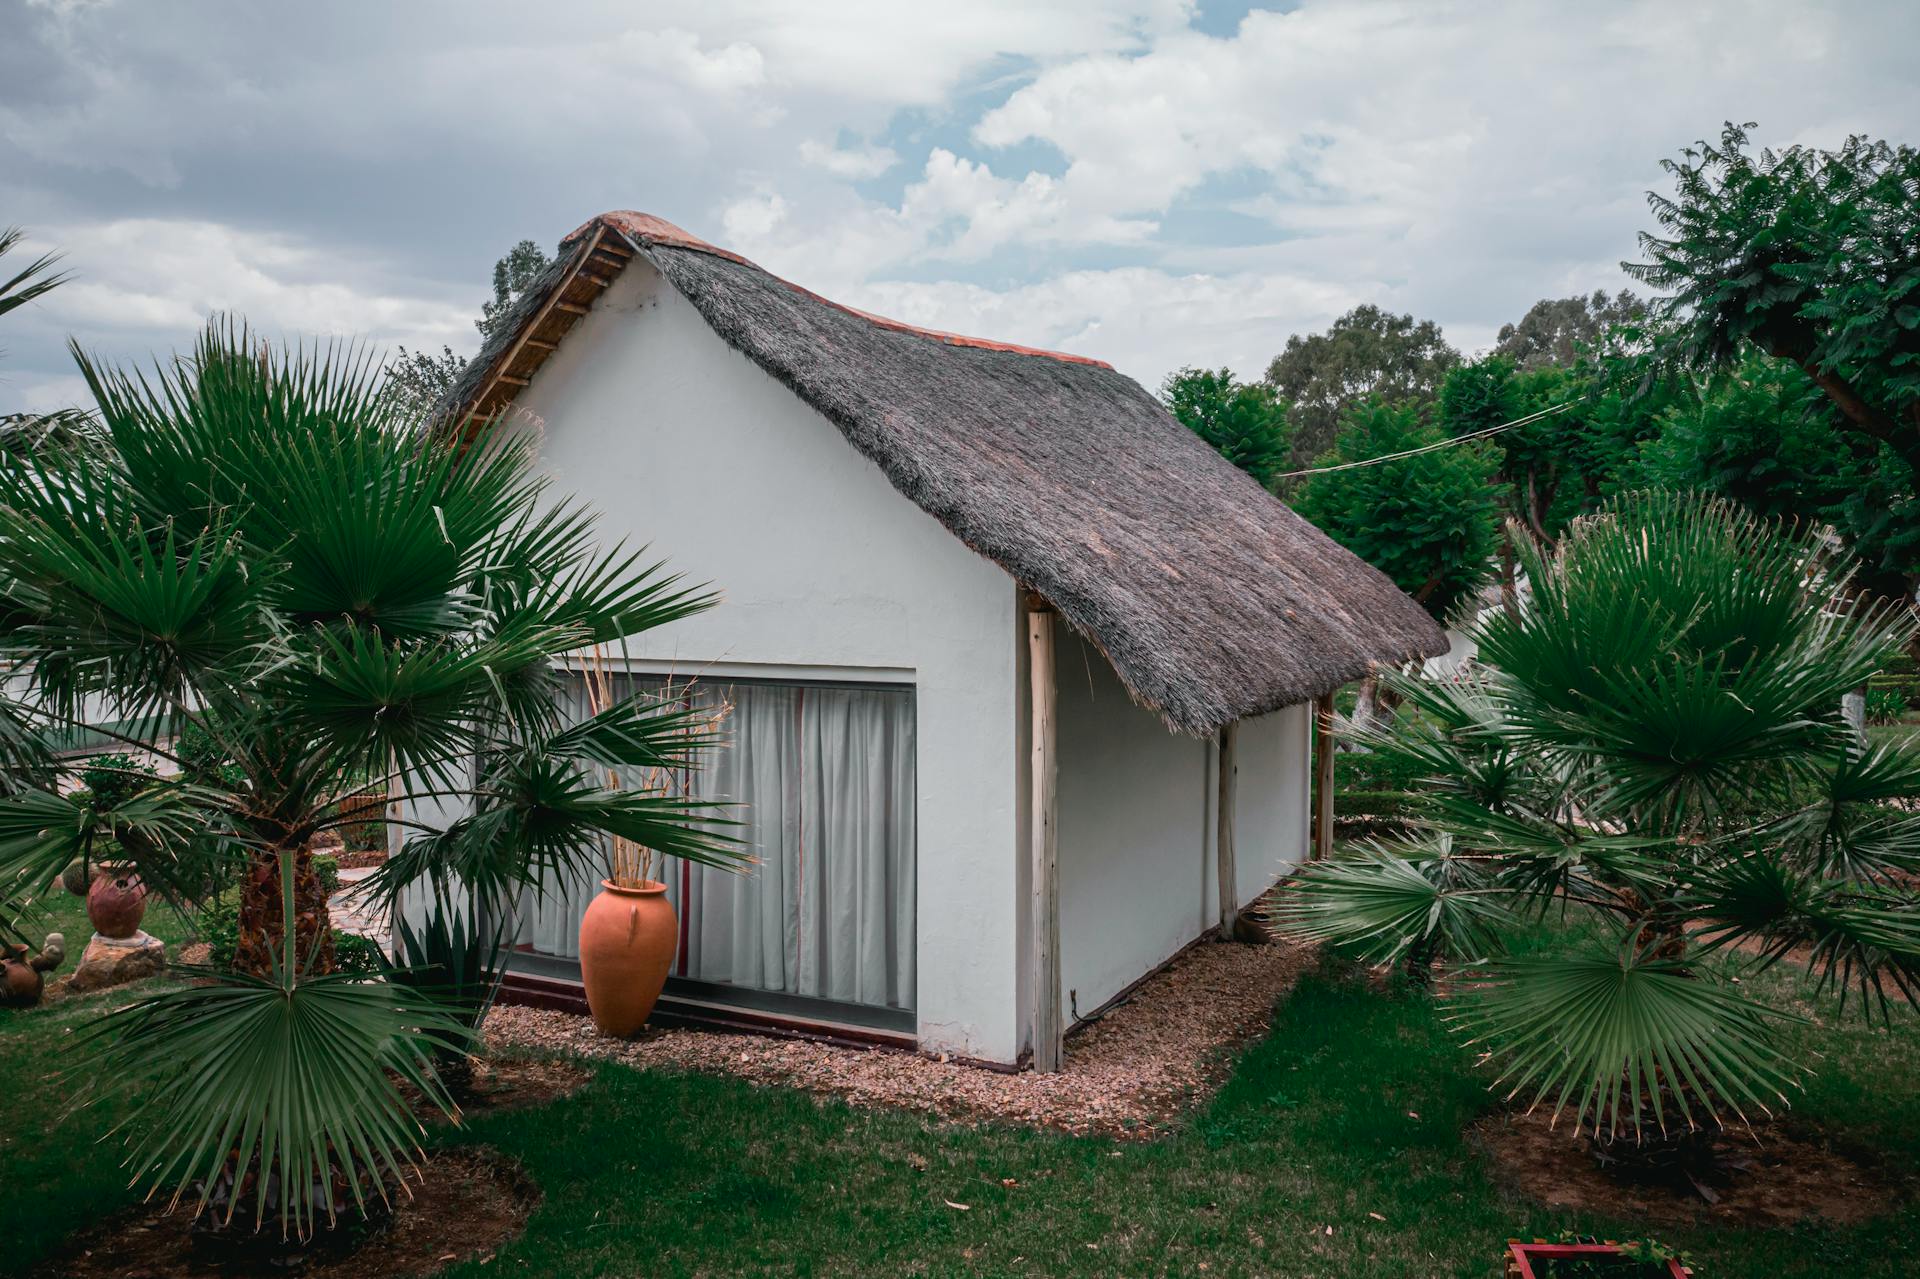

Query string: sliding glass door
513 672 917 1026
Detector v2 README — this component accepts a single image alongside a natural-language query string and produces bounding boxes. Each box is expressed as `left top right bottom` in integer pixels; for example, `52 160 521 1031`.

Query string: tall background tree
1626 123 1920 606
386 237 555 419
1437 344 1676 607
1159 366 1291 491
1492 289 1644 370
1265 304 1460 468
1291 399 1499 626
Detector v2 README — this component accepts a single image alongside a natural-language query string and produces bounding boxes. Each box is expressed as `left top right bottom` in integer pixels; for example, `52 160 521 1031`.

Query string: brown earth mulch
486 937 1315 1138
452 1055 592 1114
38 1147 539 1279
1474 1108 1906 1229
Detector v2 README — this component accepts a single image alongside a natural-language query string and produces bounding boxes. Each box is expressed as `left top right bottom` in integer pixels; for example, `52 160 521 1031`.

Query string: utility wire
1273 401 1573 481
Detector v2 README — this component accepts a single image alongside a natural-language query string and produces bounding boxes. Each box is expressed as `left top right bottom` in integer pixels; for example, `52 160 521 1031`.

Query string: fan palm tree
1273 491 1920 1181
0 321 747 1238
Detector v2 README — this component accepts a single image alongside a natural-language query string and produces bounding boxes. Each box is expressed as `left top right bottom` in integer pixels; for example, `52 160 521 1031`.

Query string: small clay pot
87 869 148 939
577 880 677 1037
1 955 43 1007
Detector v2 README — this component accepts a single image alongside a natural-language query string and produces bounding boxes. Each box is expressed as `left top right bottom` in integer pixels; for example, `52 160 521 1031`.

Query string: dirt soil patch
1474 1108 1906 1229
454 1054 592 1113
486 937 1314 1138
38 1147 538 1279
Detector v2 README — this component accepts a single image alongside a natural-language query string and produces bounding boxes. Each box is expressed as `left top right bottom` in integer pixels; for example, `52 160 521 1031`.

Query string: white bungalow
425 212 1444 1070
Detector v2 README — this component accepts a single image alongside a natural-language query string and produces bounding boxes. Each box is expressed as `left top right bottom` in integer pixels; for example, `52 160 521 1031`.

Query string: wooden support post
1215 722 1238 939
1312 693 1336 861
1027 606 1062 1073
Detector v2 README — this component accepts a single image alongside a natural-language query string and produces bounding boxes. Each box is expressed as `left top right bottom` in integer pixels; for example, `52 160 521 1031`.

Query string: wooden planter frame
1506 1240 1689 1278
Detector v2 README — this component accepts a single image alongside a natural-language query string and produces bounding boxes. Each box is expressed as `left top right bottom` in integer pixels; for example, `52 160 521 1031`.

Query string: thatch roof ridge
442 212 1447 735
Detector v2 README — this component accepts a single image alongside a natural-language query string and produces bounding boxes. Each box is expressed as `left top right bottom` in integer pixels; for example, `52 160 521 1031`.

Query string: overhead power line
1273 401 1574 481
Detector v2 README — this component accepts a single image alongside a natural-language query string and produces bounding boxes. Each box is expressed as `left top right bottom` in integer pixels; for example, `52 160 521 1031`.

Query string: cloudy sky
2 0 1917 415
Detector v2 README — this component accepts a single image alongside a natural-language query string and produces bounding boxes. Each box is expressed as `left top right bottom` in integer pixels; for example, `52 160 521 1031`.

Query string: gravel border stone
485 937 1315 1138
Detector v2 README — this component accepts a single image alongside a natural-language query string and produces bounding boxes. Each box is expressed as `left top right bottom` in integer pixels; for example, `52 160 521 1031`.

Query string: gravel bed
485 938 1314 1138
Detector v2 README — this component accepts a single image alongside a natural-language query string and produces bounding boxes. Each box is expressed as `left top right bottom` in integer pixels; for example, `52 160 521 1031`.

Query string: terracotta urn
87 867 148 939
2 952 44 1007
1 933 65 1007
577 880 677 1037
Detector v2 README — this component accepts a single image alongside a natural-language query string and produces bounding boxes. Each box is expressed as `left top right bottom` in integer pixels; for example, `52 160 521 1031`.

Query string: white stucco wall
1050 621 1311 1028
1052 623 1210 1025
504 258 1024 1063
1228 702 1314 907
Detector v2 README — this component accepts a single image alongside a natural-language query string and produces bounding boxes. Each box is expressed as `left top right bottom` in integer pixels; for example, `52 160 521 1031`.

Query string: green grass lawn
2 945 1915 1278
1868 717 1920 748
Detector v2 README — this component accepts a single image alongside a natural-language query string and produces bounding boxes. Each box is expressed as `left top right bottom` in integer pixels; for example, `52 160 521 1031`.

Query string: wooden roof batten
456 222 623 428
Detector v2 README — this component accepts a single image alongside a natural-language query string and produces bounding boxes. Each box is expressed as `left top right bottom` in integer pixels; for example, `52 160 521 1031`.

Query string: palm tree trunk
233 841 334 978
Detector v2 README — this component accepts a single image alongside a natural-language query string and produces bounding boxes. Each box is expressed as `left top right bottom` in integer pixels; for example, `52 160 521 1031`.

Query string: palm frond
1475 491 1912 824
0 780 239 907
1269 836 1511 966
1450 939 1803 1140
78 968 468 1238
1687 854 1920 1014
0 226 69 321
270 620 561 782
544 691 729 771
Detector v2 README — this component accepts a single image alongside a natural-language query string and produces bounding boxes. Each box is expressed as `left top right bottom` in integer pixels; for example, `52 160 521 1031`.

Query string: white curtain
517 675 916 1012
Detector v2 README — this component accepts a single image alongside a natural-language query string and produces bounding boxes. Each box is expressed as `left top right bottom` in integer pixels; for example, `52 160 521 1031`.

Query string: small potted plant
1506 1235 1693 1278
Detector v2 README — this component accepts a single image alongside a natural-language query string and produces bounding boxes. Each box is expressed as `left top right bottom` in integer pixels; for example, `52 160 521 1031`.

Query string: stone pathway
328 865 390 955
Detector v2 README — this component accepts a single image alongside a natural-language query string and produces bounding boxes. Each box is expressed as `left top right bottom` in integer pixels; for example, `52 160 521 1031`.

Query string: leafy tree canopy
1439 352 1675 545
1159 365 1292 491
1493 289 1645 369
1626 122 1920 473
1635 350 1920 603
1291 399 1499 623
479 239 554 342
1265 304 1460 468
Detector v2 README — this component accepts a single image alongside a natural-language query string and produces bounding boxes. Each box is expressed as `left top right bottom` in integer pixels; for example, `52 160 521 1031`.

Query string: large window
513 671 917 1024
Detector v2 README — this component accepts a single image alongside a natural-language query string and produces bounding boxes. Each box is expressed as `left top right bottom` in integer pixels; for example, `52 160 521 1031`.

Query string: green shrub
1334 748 1427 794
1867 686 1911 725
1335 789 1424 820
333 932 385 977
312 853 341 898
175 721 247 789
76 753 158 813
197 886 242 969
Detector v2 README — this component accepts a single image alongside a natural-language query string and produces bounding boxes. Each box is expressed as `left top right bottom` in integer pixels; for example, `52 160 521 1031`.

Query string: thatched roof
443 212 1447 735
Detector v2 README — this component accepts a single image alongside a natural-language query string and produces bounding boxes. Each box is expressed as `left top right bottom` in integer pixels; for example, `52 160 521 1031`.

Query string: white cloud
798 138 898 180
848 264 1369 390
717 0 1920 383
720 192 792 243
3 0 1917 414
624 27 766 95
36 218 472 352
